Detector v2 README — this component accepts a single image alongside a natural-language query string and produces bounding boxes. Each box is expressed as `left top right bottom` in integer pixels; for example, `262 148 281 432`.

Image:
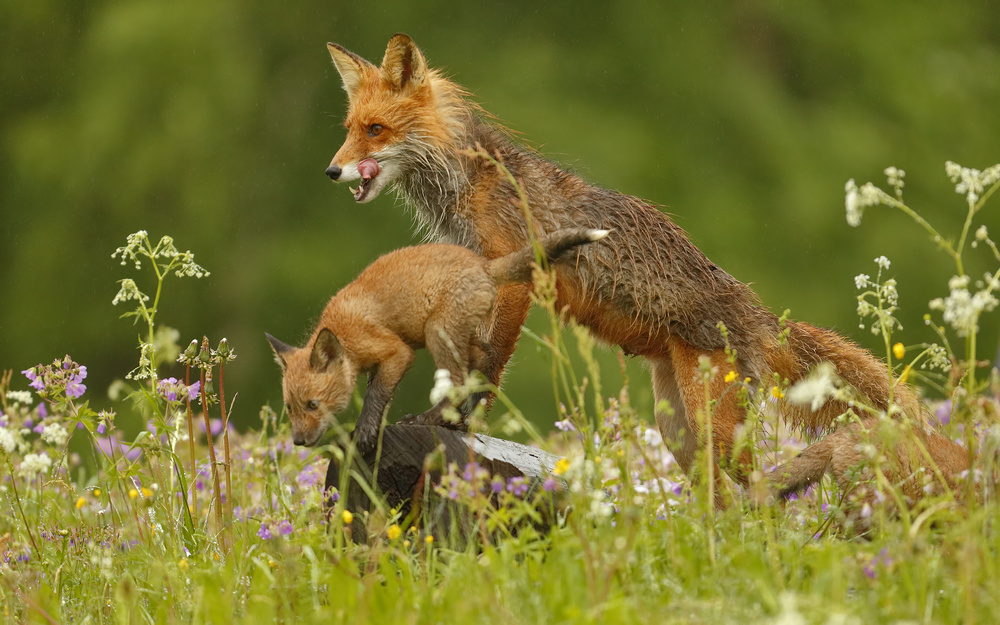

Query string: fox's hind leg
654 337 754 504
465 283 532 412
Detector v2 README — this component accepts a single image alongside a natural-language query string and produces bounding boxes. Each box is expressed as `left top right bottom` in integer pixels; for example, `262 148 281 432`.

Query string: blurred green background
2 1 998 434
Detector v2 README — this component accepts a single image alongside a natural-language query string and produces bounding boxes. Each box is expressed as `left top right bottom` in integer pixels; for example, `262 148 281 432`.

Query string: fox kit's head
266 329 356 447
325 34 462 203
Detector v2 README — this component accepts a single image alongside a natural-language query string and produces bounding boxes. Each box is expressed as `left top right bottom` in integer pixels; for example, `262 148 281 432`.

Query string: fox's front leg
466 283 532 413
354 347 414 452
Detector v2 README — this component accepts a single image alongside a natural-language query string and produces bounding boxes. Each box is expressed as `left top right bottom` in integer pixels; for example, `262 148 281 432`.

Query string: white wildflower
18 452 52 478
6 391 33 406
944 161 1000 205
874 255 891 270
854 273 870 290
787 363 840 411
884 166 905 197
0 427 18 454
845 179 862 227
111 279 149 306
429 368 453 405
111 230 149 269
844 179 890 227
929 275 998 337
41 423 69 448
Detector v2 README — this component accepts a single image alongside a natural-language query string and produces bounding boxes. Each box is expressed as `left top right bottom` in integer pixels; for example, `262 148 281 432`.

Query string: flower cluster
844 176 892 227
156 377 201 403
928 274 999 337
944 161 1000 205
854 258 902 336
22 356 88 400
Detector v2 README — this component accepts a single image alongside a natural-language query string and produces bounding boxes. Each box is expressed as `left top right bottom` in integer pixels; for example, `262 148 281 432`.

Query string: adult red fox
267 228 607 451
322 34 969 500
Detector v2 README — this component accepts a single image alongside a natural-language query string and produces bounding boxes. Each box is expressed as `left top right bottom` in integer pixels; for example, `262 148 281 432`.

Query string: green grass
2 163 999 623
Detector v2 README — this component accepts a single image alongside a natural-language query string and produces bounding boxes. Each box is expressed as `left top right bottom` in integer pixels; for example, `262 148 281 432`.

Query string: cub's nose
292 433 306 446
325 164 342 181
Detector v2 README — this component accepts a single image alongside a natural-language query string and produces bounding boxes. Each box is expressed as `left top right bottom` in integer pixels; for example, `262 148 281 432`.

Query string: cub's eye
284 403 291 415
367 123 383 137
306 400 320 411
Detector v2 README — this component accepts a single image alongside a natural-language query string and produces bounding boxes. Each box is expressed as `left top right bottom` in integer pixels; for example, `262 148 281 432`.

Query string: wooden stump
324 424 559 543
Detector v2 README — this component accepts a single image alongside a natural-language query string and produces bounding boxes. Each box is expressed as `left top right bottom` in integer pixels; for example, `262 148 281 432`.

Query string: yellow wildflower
387 524 402 541
724 370 738 384
425 535 434 545
178 558 188 570
93 489 101 497
771 386 785 400
141 487 152 498
893 343 905 360
342 510 354 525
553 458 571 476
128 488 139 499
75 497 86 510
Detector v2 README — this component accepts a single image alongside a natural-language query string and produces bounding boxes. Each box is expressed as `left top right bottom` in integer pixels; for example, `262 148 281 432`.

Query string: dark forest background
2 1 998 435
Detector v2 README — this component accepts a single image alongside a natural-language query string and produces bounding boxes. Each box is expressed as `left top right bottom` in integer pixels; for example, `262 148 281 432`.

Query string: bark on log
324 424 559 543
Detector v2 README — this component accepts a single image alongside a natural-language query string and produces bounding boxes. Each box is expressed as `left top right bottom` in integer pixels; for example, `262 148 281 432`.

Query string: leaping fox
322 34 969 503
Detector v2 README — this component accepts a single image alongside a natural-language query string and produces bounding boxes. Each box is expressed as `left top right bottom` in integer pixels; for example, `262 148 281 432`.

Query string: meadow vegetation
1 163 998 623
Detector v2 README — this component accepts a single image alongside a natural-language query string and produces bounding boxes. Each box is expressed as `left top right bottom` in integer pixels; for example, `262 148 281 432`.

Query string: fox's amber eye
306 400 319 411
368 123 383 137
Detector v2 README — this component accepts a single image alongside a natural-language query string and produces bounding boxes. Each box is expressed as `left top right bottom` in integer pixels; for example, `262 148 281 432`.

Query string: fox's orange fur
267 228 606 451
324 34 971 502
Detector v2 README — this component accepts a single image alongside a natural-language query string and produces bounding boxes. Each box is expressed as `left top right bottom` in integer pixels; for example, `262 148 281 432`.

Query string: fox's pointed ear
309 328 342 372
327 42 374 98
380 33 428 93
266 333 294 372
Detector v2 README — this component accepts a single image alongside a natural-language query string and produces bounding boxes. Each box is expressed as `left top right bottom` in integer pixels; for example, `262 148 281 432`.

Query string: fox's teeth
350 186 359 195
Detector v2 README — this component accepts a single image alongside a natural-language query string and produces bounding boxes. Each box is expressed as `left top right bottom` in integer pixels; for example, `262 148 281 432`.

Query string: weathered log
324 424 559 542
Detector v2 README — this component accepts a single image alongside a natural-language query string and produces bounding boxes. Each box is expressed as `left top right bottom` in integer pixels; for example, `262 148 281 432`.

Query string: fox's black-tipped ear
309 328 342 372
380 33 427 93
327 42 374 98
266 333 294 371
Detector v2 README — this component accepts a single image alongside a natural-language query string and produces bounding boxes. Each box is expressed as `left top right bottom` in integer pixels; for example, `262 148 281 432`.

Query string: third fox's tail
488 228 610 284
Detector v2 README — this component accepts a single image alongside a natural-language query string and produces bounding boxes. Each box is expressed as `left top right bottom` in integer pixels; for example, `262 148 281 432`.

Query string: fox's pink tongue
358 158 379 180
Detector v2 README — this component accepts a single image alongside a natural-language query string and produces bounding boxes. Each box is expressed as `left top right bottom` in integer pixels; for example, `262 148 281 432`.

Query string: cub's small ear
265 333 294 371
380 33 428 93
327 42 375 99
310 328 342 372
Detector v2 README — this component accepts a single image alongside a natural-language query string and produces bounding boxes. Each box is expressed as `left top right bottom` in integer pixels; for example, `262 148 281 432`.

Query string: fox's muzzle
326 164 342 180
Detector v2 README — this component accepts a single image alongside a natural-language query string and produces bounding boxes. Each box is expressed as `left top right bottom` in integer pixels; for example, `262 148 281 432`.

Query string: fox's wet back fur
325 34 970 503
267 228 606 452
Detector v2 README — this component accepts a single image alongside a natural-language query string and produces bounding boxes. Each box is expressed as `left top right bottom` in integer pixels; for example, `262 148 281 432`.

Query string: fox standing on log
267 228 606 452
323 34 969 498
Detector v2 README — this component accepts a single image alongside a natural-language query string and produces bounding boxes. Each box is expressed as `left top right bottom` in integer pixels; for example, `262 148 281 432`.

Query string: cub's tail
488 228 609 285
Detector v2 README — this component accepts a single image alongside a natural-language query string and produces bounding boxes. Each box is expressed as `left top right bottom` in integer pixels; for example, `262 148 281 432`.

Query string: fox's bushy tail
488 228 610 284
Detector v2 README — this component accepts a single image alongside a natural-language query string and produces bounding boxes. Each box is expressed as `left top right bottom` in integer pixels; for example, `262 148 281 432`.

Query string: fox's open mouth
351 158 380 202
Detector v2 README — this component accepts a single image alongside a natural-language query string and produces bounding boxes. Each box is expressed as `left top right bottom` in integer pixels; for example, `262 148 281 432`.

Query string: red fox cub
323 34 970 499
267 228 607 451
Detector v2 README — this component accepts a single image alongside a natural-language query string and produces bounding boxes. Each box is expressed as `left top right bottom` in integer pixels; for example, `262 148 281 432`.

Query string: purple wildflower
277 520 293 537
38 403 47 419
554 418 575 432
490 476 505 494
95 435 142 462
257 524 273 540
65 377 86 399
543 476 559 493
507 476 529 497
97 422 106 435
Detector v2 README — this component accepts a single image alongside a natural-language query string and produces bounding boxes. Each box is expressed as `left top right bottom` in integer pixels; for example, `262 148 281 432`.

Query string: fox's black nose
326 164 342 181
292 433 305 446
